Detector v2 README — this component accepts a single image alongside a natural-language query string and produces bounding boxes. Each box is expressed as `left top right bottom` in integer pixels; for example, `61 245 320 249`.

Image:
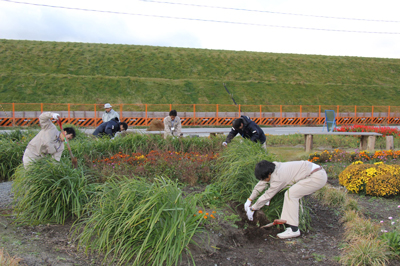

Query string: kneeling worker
245 160 327 239
23 112 76 168
163 110 182 139
93 118 128 139
223 115 266 149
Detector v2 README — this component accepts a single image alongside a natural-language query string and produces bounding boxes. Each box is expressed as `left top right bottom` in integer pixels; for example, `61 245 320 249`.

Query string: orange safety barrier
1 103 400 127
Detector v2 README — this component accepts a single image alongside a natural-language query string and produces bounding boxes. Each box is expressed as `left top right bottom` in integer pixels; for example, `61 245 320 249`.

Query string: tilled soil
0 180 343 266
0 178 396 266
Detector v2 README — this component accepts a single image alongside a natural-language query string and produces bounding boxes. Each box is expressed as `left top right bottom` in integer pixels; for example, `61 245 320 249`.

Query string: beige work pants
22 149 40 169
280 169 327 226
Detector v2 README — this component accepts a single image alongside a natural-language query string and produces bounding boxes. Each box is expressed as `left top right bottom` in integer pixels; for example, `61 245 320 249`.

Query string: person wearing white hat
93 103 120 137
102 103 119 123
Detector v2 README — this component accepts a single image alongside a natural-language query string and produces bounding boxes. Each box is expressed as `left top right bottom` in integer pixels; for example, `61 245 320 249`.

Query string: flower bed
336 125 400 137
308 149 400 164
92 150 219 185
339 162 400 196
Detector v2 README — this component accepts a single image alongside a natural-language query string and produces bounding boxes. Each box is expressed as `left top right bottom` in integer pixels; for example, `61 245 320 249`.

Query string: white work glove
244 199 252 212
265 201 270 206
246 208 254 221
222 141 228 146
52 113 60 120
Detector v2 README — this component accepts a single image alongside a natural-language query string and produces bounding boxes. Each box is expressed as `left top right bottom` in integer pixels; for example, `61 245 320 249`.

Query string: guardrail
1 103 399 127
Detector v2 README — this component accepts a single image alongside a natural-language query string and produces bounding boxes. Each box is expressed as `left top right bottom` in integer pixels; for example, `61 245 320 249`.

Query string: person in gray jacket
22 112 76 168
93 103 120 136
245 160 327 239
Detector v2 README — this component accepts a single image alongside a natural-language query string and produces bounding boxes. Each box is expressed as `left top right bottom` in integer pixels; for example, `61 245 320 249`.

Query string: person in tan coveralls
22 112 76 168
244 160 327 239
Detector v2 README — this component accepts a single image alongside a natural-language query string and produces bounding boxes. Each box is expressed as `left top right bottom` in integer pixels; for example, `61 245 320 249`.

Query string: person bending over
222 115 266 149
93 118 128 139
245 160 327 239
23 112 76 168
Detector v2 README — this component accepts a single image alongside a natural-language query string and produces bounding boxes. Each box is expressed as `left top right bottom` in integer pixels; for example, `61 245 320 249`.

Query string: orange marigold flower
198 210 203 214
212 211 216 213
204 216 208 219
210 215 215 219
206 213 209 215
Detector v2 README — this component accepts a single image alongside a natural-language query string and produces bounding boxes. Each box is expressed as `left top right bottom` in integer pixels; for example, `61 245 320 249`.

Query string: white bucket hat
104 103 112 108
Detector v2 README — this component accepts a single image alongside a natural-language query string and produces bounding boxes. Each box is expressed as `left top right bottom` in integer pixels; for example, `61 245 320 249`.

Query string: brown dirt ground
1 177 399 266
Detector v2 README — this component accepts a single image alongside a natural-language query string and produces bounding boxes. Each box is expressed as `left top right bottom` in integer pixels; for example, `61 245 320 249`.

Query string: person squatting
245 160 327 239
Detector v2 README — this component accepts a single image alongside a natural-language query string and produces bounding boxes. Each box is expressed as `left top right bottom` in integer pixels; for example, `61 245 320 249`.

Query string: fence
1 103 400 127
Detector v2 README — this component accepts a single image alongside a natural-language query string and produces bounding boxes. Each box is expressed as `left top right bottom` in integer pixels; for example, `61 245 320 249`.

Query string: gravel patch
0 181 13 208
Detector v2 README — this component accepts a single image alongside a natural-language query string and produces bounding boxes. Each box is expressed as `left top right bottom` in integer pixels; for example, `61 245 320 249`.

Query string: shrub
73 177 204 266
12 158 97 224
339 163 400 196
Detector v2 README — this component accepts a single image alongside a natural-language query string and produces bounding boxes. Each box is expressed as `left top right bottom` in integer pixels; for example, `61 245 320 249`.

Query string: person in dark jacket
222 115 266 149
93 118 128 139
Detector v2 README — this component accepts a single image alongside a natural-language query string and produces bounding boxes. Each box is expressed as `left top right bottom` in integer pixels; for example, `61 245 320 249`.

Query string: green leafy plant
12 158 97 224
380 231 400 258
73 177 204 266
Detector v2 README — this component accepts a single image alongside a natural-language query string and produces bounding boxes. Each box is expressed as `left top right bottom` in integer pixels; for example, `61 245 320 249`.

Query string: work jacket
225 116 266 144
163 116 182 138
102 109 120 123
25 112 64 161
249 161 314 210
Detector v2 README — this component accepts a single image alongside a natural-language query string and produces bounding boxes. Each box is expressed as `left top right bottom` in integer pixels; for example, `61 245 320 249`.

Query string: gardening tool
57 119 78 168
261 219 286 228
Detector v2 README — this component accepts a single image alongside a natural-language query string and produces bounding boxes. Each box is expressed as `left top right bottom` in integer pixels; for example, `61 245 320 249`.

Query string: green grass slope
1 39 399 105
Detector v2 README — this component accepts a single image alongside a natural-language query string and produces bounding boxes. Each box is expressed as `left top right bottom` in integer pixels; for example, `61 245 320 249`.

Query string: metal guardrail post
12 103 15 126
94 104 97 127
68 104 71 124
300 105 302 126
145 104 148 126
216 104 219 126
193 104 196 125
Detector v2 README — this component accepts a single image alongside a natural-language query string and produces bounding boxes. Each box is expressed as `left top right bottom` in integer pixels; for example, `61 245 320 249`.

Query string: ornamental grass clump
12 158 97 224
339 237 390 266
215 140 275 203
339 162 400 196
73 177 204 266
0 130 36 181
0 248 22 266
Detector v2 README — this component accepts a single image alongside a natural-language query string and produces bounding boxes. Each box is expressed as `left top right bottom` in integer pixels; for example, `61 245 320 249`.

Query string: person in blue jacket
222 115 266 149
93 118 128 139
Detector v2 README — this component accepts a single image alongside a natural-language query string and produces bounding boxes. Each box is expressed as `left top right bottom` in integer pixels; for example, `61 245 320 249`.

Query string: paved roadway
3 126 400 137
70 126 400 136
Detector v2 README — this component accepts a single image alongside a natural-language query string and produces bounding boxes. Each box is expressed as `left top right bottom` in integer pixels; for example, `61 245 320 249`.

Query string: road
3 126 399 137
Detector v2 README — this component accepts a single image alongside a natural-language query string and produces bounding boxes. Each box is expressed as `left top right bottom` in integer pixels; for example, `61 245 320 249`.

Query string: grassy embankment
0 39 400 111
